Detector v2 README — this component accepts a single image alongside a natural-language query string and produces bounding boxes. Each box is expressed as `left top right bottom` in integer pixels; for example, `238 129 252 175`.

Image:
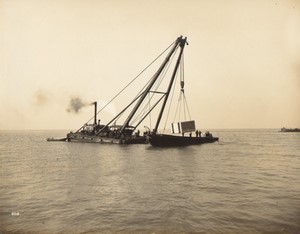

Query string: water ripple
0 130 300 233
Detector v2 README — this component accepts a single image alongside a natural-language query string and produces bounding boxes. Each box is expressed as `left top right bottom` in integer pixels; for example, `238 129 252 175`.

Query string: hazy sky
1 0 300 130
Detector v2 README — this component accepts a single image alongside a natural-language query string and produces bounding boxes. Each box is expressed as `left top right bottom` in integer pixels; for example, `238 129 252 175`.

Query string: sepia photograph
1 0 300 233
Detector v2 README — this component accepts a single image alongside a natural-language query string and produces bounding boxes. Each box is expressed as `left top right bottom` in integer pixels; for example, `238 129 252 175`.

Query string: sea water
0 129 299 233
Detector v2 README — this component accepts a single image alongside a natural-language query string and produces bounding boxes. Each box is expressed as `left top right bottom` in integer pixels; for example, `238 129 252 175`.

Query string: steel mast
153 36 187 134
119 36 184 134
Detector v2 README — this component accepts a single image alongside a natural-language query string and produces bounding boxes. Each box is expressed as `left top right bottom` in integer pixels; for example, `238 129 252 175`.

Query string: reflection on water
0 130 300 233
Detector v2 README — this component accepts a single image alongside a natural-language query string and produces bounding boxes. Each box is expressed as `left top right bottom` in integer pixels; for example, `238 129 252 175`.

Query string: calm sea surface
0 129 299 233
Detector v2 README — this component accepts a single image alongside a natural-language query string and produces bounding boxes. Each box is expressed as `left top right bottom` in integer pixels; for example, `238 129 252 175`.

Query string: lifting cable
75 39 177 133
170 52 192 130
162 50 182 133
131 47 178 127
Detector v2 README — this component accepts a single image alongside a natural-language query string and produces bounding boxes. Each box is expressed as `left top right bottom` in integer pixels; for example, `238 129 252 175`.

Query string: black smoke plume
67 97 88 113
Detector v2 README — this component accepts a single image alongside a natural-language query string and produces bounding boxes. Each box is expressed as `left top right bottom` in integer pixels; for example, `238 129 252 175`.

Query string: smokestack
93 101 97 125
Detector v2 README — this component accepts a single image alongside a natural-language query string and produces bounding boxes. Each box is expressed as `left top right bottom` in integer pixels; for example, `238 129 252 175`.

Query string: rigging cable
172 52 186 124
148 93 152 130
183 91 192 120
181 53 192 121
162 71 179 133
130 46 178 127
75 39 177 133
181 54 186 120
162 50 182 133
181 52 192 120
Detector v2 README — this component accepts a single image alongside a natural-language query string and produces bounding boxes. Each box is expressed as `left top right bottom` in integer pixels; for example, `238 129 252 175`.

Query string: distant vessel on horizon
280 127 300 132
